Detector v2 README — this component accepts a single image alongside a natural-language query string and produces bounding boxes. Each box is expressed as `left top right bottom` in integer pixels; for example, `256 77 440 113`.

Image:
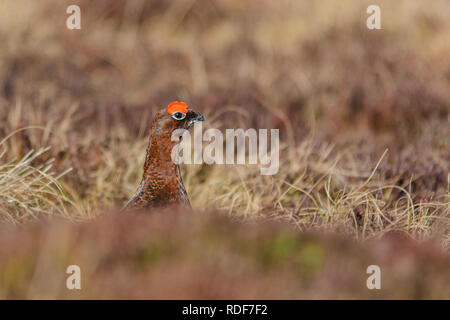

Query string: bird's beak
186 110 206 127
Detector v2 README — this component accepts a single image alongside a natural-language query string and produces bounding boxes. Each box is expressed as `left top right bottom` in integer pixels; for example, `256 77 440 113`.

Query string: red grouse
124 101 205 210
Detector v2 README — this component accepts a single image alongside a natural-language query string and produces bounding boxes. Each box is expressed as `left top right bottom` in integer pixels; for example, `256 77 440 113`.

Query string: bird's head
150 101 205 139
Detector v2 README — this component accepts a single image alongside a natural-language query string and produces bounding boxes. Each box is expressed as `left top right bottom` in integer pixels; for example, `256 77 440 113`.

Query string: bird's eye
171 112 186 121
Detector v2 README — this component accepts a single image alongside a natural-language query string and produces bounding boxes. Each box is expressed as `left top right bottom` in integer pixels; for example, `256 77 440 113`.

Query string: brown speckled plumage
124 106 205 210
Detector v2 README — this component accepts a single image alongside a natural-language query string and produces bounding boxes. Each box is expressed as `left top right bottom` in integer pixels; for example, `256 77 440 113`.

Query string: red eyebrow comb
168 101 188 114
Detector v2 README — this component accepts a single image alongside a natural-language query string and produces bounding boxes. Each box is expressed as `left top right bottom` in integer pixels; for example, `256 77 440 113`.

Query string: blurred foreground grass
0 211 449 299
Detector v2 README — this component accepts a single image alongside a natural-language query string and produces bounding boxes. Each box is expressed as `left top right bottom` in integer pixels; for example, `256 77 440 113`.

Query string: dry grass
0 0 449 298
0 129 82 223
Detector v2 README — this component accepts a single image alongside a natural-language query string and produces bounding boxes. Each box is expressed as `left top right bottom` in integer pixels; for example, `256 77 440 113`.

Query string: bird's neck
143 133 181 178
140 132 188 203
124 119 193 210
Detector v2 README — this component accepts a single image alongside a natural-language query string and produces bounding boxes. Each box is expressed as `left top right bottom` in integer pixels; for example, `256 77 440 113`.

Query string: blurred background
0 0 449 298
